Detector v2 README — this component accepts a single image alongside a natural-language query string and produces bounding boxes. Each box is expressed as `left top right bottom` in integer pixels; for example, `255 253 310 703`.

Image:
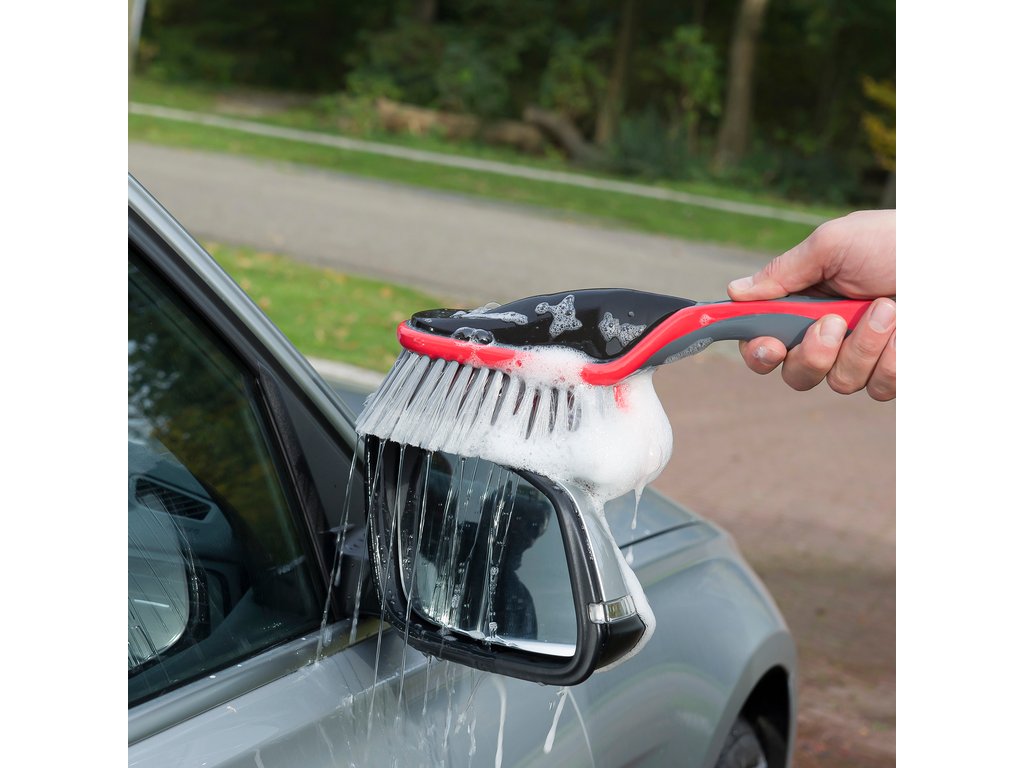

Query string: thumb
727 235 831 301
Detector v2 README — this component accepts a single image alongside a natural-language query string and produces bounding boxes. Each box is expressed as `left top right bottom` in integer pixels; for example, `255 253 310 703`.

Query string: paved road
128 142 894 766
129 142 771 306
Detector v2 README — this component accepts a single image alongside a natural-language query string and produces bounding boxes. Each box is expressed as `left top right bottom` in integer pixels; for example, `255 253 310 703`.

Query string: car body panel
127 174 796 767
129 523 793 768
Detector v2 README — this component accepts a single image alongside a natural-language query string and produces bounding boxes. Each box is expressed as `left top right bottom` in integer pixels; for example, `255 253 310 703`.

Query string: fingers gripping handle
648 298 870 364
580 298 870 385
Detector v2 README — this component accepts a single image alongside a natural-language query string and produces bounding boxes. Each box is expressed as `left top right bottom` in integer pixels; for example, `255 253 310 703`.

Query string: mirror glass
395 451 577 656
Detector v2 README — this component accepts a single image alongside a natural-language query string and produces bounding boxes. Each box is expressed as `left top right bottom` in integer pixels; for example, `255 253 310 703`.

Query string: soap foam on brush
461 346 673 505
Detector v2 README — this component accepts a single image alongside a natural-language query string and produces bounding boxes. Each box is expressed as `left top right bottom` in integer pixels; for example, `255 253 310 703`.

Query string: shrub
537 33 609 124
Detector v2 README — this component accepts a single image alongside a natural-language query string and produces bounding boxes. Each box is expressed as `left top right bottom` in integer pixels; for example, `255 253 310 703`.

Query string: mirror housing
365 438 647 686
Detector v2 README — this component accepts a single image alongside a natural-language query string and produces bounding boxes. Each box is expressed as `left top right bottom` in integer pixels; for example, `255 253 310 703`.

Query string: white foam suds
453 309 529 325
456 347 673 505
535 295 583 338
606 537 657 666
598 311 647 345
543 688 568 753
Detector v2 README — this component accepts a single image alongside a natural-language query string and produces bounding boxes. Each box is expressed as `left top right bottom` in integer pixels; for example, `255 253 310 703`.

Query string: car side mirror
365 438 647 685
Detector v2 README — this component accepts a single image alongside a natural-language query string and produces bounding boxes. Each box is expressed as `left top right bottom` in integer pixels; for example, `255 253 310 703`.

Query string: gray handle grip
647 315 818 365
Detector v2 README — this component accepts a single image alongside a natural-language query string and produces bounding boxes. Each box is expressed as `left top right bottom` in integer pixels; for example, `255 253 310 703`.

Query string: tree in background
593 0 637 148
529 31 610 163
345 20 446 106
656 25 720 156
138 0 367 89
713 0 769 171
538 32 609 128
129 0 148 74
435 38 515 117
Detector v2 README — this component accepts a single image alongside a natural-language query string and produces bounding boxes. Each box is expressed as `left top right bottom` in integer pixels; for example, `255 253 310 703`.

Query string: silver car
127 173 796 768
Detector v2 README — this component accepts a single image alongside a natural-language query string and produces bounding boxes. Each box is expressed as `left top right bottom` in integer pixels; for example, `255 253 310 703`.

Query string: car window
128 251 321 706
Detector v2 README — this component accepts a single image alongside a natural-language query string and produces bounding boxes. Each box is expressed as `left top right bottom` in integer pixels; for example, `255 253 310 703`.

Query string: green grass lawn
129 77 852 254
205 241 441 371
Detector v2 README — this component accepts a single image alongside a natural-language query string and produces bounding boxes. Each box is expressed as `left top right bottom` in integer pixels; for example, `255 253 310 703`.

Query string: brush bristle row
355 351 586 455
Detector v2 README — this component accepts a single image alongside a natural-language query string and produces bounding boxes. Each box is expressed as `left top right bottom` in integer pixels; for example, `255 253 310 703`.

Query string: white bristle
356 347 673 504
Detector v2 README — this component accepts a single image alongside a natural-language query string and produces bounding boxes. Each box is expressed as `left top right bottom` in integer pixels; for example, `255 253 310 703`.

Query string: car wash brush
355 289 869 501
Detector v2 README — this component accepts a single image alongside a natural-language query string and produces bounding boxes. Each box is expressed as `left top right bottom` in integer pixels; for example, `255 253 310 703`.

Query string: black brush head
409 289 696 362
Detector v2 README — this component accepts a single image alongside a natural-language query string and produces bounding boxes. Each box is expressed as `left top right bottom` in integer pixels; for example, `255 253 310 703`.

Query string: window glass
128 252 320 706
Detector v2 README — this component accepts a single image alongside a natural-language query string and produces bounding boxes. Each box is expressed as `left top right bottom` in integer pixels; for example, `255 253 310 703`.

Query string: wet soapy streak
348 553 368 645
485 472 518 642
420 656 434 718
452 462 496 636
397 455 433 713
543 687 567 753
316 445 361 661
543 686 595 766
567 686 595 766
429 456 463 630
367 440 402 740
492 676 508 768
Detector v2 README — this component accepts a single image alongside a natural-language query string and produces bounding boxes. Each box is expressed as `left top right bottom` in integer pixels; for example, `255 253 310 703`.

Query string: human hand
727 210 896 401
